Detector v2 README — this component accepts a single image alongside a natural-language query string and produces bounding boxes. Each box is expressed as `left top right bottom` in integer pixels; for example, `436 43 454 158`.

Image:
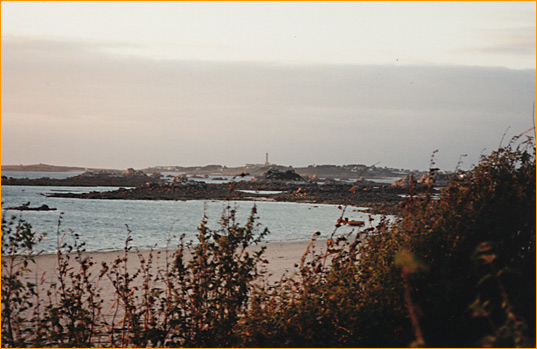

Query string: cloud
1 36 535 170
468 26 536 56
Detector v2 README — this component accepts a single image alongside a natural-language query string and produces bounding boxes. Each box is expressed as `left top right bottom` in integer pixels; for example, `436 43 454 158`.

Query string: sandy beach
10 239 327 319
27 239 317 284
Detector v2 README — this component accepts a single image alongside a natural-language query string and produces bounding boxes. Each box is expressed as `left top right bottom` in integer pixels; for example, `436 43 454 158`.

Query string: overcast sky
1 1 535 171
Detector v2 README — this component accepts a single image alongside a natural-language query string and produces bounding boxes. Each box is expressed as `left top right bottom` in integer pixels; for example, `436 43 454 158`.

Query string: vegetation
2 137 535 347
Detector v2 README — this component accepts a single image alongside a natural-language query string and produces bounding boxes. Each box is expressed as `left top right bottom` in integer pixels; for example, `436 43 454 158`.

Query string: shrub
1 205 268 347
157 205 269 347
241 136 535 347
403 137 535 346
1 215 45 347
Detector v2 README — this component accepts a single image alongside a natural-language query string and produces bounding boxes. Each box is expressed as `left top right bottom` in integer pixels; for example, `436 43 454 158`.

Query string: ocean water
1 184 387 255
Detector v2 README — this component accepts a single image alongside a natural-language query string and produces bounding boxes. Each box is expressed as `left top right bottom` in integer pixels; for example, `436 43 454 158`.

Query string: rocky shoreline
45 179 411 214
4 168 445 215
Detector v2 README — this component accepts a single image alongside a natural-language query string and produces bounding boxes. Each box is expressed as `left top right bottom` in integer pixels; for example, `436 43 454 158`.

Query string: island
3 165 448 215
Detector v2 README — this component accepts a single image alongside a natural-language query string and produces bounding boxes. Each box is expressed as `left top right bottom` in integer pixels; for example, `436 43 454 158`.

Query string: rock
418 168 439 186
125 168 145 176
391 173 417 188
262 168 305 181
46 178 408 215
6 203 57 211
418 173 436 186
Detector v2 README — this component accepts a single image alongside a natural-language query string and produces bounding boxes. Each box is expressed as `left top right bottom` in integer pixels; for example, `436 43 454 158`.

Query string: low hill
1 163 114 172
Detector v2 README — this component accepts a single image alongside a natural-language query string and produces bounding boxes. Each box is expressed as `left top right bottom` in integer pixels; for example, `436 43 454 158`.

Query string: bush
403 138 535 347
1 215 46 347
1 205 268 347
241 136 535 347
158 205 268 347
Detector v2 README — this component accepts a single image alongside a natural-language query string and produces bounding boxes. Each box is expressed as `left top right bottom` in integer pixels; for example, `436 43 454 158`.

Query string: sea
1 171 393 254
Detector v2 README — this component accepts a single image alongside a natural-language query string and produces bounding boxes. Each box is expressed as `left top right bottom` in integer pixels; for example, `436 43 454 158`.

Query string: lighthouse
264 152 269 166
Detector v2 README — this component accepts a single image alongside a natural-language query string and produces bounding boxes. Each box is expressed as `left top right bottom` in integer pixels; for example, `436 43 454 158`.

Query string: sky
1 1 536 171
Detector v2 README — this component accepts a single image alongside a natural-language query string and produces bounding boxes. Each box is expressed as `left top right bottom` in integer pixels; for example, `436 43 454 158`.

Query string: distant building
245 153 271 168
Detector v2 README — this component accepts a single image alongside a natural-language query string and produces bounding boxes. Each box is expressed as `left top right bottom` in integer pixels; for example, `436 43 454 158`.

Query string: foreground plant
162 205 269 347
41 226 107 346
1 215 45 347
242 135 535 347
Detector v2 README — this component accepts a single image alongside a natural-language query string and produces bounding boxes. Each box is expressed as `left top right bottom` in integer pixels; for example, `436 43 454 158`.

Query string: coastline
16 240 326 311
40 180 406 215
5 240 325 321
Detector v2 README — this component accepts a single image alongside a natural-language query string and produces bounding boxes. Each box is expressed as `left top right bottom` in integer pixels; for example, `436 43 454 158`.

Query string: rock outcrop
391 173 417 188
6 203 57 211
262 168 305 181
